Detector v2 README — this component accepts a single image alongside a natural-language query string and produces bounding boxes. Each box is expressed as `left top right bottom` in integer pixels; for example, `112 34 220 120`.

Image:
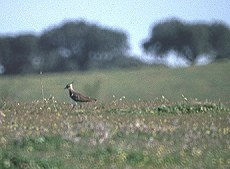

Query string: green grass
0 60 230 102
0 61 230 168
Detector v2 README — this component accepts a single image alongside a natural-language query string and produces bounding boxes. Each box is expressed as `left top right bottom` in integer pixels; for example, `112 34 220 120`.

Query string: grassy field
0 60 230 102
0 61 230 168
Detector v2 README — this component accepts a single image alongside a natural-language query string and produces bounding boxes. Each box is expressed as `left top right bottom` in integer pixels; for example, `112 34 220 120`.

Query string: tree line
0 20 139 74
0 18 230 74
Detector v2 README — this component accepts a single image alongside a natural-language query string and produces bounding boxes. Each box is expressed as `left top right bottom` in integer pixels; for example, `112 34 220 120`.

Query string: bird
64 82 97 103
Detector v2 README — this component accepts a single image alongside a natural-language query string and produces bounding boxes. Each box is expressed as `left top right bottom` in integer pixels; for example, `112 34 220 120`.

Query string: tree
0 37 11 74
143 19 190 55
0 34 38 74
39 20 129 71
142 18 230 64
209 22 230 60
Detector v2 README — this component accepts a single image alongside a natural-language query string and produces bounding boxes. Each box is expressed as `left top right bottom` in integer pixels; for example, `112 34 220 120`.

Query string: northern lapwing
64 82 96 108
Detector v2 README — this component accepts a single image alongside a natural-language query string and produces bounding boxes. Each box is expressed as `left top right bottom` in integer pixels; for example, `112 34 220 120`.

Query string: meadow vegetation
0 61 230 168
0 60 229 102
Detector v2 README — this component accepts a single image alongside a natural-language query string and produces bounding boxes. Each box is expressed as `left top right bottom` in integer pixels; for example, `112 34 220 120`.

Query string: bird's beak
64 86 67 89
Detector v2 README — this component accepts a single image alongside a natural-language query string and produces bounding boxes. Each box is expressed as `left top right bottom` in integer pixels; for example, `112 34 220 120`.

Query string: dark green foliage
0 35 38 74
127 151 145 166
0 20 131 74
143 18 230 64
209 22 230 59
154 102 227 115
106 102 229 115
39 21 129 71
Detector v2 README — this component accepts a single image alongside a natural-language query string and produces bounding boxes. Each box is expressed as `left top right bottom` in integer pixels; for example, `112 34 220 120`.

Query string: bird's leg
70 104 75 111
70 102 77 111
79 103 82 109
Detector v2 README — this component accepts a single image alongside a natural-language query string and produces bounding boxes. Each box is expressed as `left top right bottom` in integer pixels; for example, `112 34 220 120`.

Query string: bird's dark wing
70 90 96 102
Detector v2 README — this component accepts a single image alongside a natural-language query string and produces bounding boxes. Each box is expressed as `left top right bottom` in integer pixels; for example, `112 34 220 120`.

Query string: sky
1 0 230 58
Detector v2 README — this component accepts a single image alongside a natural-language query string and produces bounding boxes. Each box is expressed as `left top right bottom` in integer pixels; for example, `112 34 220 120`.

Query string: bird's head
64 81 74 90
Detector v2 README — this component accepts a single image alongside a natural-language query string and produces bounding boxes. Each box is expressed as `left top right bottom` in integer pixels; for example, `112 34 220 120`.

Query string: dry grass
0 98 229 168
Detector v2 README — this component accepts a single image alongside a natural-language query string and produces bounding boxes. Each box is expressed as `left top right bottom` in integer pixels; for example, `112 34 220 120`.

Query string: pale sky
1 0 230 56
